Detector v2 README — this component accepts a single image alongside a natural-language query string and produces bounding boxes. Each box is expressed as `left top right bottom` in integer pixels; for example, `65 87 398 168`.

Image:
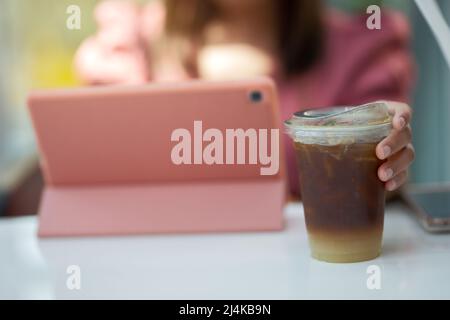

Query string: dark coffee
294 141 385 262
285 103 392 262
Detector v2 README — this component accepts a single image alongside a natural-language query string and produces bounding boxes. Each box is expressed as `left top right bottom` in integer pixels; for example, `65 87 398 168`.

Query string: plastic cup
285 102 392 263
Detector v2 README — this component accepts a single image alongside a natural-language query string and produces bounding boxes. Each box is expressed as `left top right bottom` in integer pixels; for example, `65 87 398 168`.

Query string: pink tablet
28 77 286 237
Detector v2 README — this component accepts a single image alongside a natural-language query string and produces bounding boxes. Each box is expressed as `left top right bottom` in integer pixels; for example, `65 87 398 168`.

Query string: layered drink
285 102 392 263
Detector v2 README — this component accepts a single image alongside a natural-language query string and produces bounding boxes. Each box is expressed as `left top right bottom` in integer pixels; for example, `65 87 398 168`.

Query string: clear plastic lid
284 102 392 145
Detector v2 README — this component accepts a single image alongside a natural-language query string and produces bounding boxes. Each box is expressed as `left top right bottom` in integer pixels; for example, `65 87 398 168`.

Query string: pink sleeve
329 10 416 105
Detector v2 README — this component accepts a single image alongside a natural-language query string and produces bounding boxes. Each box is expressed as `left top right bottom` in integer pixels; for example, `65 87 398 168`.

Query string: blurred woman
75 0 415 196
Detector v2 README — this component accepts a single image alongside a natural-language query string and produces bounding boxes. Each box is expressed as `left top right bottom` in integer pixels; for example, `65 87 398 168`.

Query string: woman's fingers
385 170 409 191
378 143 415 182
374 101 414 191
376 124 412 160
74 36 149 85
385 101 413 130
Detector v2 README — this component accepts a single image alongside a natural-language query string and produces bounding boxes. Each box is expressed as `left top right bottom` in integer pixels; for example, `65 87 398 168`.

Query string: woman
75 0 415 196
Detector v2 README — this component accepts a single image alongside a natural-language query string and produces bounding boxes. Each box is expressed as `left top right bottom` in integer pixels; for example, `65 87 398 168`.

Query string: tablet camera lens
249 91 263 103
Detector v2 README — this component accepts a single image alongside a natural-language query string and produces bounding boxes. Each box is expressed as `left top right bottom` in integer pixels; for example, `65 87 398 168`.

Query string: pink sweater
75 4 415 195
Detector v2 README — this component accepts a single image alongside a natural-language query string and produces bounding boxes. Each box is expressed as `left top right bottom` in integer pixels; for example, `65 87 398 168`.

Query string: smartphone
402 183 450 232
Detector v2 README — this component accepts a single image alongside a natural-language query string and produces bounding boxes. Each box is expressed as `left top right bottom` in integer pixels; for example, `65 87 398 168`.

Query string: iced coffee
285 103 392 263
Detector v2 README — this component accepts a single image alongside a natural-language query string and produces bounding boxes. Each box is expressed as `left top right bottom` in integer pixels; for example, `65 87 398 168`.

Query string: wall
410 0 450 184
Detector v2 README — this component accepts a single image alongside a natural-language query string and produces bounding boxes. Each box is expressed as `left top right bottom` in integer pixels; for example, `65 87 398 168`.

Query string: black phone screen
404 186 450 232
409 190 450 219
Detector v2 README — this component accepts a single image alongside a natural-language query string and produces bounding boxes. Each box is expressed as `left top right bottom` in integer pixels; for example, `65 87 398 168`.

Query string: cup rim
285 102 392 133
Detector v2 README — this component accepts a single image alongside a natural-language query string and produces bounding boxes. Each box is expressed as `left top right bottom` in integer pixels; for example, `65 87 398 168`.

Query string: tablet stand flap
38 179 285 237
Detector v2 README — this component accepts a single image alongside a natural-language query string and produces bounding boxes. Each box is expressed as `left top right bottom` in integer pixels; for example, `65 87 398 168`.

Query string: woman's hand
376 101 415 191
74 0 149 85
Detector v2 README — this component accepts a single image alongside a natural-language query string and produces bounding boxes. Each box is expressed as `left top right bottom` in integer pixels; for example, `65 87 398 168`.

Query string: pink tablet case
28 78 285 237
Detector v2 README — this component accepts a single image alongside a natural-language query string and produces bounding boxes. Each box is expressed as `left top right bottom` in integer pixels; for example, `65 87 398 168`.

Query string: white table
1 202 450 300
